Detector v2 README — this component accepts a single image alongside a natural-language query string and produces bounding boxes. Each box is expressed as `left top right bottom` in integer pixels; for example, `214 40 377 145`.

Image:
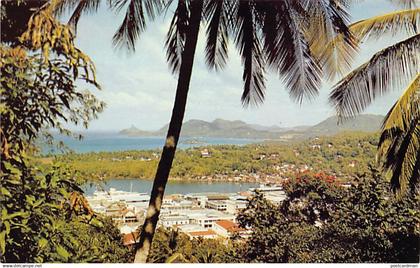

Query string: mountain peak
119 114 384 139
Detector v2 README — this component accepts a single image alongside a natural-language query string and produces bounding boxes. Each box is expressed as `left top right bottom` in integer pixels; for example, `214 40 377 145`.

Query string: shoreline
86 174 281 184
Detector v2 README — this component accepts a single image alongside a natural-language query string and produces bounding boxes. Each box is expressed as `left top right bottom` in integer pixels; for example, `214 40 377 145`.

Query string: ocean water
44 133 259 154
83 178 259 196
44 133 260 193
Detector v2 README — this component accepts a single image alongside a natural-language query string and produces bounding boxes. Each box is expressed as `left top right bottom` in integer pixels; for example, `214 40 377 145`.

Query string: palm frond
204 0 229 71
262 0 321 103
378 120 420 196
165 0 190 74
350 8 420 41
234 1 266 107
53 0 79 16
329 34 420 118
305 0 358 80
382 74 420 131
61 0 101 32
320 8 419 80
111 0 165 51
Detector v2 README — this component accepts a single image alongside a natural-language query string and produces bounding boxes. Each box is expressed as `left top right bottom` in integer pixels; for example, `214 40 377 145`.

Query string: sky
69 0 407 131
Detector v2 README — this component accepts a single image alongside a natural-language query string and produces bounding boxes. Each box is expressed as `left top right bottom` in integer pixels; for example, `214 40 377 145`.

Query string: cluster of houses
86 185 287 247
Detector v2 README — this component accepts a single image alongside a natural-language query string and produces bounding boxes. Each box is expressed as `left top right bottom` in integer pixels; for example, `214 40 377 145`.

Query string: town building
225 199 248 214
205 200 227 211
212 220 247 238
123 232 139 249
201 149 211 158
160 215 190 228
187 230 218 239
189 211 235 228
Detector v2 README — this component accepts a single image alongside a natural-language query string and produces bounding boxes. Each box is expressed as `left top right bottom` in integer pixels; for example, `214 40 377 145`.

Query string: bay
46 132 258 154
49 133 260 194
83 178 259 196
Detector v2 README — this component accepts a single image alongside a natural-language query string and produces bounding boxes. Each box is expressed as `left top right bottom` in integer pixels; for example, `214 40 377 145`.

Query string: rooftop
188 230 217 237
215 220 244 233
123 232 139 246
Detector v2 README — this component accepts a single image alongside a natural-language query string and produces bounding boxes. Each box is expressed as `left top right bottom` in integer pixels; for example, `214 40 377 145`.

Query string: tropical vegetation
0 2 129 263
131 171 420 263
1 0 419 264
52 132 379 184
57 0 357 260
233 170 419 263
329 2 419 196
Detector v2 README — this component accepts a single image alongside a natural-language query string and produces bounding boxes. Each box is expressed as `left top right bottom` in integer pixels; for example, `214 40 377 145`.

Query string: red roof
215 220 244 233
123 232 139 246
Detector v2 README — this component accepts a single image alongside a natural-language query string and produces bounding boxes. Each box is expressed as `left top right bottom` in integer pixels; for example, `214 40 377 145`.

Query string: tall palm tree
328 2 419 196
57 0 354 262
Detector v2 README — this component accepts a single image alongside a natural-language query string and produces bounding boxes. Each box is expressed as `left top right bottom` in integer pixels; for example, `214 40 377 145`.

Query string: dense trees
0 2 128 263
235 170 420 263
55 132 379 183
148 227 233 263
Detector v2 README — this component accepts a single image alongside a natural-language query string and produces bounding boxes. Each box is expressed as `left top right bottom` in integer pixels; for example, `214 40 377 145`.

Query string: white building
250 185 287 205
160 215 190 227
189 212 235 228
162 200 194 215
205 200 227 211
176 224 207 233
225 199 248 214
187 230 218 239
184 194 208 208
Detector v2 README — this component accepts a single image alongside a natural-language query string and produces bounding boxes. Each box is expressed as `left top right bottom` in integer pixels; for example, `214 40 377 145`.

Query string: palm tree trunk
133 0 203 263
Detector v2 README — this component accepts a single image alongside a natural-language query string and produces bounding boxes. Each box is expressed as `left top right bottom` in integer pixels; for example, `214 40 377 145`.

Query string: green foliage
55 132 379 184
1 160 131 263
0 2 129 263
147 227 232 263
321 170 420 262
235 170 419 263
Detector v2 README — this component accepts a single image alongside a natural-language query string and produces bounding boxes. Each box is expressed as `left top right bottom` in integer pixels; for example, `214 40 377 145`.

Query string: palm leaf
234 0 266 107
350 8 420 41
378 120 420 196
258 0 322 103
329 33 420 119
377 74 419 195
321 8 419 80
305 0 358 80
204 0 229 71
278 1 322 103
381 74 420 131
111 0 164 51
165 0 190 74
54 0 101 32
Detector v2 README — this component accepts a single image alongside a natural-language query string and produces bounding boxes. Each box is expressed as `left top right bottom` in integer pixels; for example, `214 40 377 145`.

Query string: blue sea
43 133 260 194
43 132 259 154
83 178 259 196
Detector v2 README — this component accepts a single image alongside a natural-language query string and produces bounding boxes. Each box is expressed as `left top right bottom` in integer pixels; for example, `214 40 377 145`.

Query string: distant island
119 114 384 140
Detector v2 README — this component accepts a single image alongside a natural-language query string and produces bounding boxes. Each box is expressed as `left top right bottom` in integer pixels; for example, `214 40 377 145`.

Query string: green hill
119 114 384 139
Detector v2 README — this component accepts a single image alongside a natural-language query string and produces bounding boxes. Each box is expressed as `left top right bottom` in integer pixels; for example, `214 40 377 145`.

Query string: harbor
86 184 287 245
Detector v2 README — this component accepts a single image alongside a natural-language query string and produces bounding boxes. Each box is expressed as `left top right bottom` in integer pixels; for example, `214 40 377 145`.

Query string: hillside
119 114 384 139
306 114 384 136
